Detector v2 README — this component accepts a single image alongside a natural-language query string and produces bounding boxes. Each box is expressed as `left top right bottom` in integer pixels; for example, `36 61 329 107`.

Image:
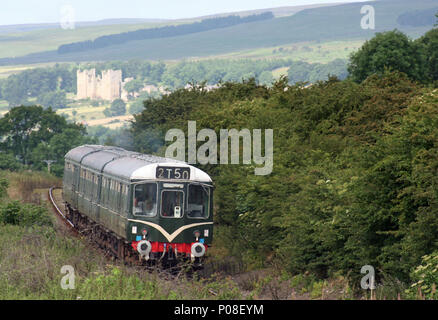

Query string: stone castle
77 68 166 102
76 69 123 101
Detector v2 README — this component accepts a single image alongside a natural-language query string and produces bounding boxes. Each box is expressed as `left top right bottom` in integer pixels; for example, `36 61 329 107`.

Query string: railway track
47 187 202 279
48 187 75 228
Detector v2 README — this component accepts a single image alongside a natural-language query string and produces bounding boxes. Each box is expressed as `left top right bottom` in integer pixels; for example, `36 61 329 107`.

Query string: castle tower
77 68 122 101
99 70 122 101
77 69 98 100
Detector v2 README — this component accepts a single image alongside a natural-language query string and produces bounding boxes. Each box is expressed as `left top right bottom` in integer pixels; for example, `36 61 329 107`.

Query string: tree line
57 12 274 54
0 64 76 107
0 58 349 108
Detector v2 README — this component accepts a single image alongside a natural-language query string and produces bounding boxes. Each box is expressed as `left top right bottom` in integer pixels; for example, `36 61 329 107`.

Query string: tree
37 90 68 109
149 62 166 83
129 98 146 115
31 127 95 176
288 61 313 84
0 153 22 171
104 99 126 117
0 105 87 165
258 71 274 86
112 98 127 115
1 74 28 106
348 30 427 83
309 59 348 82
417 28 438 82
123 79 144 95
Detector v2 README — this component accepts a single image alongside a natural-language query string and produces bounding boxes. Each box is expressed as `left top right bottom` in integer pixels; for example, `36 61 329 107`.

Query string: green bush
104 99 126 117
0 201 53 227
0 153 22 171
0 177 8 199
129 69 438 285
405 252 438 299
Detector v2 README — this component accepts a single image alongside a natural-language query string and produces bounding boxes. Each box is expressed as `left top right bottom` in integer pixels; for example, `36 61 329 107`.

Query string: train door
159 182 185 243
72 165 79 208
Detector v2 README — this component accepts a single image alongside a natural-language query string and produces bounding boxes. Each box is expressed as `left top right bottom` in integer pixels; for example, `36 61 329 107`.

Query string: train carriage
63 145 213 263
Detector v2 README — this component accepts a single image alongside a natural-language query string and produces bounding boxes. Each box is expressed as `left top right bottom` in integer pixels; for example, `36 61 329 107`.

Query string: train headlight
191 242 205 257
193 230 201 240
142 229 148 236
137 240 152 261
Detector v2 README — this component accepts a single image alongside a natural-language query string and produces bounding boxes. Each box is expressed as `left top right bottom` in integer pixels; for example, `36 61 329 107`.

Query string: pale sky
0 0 372 25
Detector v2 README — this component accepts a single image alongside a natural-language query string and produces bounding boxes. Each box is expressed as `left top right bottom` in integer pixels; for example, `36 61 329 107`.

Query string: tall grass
0 170 245 300
3 170 61 203
0 223 244 300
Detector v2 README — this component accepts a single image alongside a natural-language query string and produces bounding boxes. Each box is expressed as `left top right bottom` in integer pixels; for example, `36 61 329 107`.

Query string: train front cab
128 179 213 263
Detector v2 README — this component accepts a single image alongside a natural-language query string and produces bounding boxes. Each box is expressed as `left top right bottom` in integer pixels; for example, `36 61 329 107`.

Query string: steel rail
48 187 75 228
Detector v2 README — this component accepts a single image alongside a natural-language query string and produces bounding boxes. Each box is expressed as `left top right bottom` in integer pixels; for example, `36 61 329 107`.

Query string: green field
0 21 188 59
54 98 138 129
211 40 364 64
0 62 57 78
0 96 133 129
271 66 290 79
56 105 106 120
0 3 340 61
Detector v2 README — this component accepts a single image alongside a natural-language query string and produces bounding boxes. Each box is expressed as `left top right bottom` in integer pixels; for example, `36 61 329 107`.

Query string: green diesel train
63 145 213 263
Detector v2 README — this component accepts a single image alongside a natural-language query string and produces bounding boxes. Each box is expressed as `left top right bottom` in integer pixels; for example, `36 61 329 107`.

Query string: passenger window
187 185 210 219
134 183 157 217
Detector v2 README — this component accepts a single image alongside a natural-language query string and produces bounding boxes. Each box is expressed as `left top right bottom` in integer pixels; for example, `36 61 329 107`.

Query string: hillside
0 0 436 65
0 2 345 60
0 3 337 35
56 13 275 54
0 18 173 34
0 21 187 59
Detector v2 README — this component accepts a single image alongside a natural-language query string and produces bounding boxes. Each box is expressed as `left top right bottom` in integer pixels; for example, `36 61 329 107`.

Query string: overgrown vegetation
405 252 438 299
128 21 438 292
0 170 248 300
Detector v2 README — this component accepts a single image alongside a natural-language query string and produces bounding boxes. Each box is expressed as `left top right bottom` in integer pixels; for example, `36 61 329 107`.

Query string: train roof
65 145 212 183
